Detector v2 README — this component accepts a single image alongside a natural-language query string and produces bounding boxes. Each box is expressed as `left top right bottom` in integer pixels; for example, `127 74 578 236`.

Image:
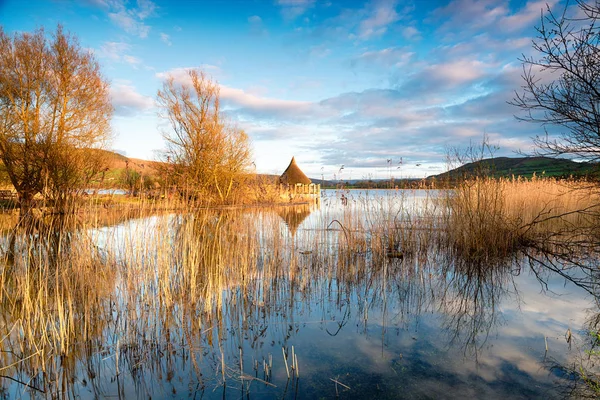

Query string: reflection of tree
523 240 600 297
436 258 515 356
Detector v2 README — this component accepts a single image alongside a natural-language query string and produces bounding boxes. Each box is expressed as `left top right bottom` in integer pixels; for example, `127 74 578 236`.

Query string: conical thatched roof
279 157 311 185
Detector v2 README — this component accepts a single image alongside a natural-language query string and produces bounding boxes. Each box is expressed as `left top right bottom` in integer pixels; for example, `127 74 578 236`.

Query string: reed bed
438 177 600 262
0 179 598 397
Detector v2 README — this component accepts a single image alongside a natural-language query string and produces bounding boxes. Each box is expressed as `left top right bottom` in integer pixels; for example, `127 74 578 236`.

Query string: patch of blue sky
1 0 567 179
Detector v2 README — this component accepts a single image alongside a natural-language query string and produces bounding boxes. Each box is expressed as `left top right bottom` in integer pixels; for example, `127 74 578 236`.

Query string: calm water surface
2 189 596 399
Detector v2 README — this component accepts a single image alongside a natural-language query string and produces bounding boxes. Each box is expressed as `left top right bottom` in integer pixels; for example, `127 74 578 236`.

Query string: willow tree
0 26 112 216
157 69 252 203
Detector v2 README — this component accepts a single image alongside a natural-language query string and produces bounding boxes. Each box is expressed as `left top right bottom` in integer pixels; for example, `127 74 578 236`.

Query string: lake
0 189 597 399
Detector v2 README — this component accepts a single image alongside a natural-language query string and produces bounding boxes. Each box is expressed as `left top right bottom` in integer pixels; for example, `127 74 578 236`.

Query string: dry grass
0 179 598 396
439 177 600 261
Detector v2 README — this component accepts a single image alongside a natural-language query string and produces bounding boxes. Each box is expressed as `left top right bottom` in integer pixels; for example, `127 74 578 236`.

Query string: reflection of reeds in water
0 214 116 395
0 180 599 397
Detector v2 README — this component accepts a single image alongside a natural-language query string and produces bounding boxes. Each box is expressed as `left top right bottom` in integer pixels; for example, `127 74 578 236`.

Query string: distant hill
95 149 162 185
309 178 335 186
432 156 597 180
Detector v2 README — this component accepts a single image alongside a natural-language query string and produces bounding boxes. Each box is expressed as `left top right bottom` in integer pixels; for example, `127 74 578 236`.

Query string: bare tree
510 1 600 161
157 69 252 203
0 26 112 216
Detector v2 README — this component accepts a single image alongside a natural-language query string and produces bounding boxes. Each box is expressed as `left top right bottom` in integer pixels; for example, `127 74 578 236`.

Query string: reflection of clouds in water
414 267 592 388
498 269 592 348
321 261 593 396
448 341 547 381
21 196 592 398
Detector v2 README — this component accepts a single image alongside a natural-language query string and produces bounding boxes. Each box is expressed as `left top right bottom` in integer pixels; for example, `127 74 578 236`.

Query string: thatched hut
279 157 311 185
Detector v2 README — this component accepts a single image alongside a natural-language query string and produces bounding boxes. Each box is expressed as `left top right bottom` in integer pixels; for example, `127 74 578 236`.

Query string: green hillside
433 157 597 180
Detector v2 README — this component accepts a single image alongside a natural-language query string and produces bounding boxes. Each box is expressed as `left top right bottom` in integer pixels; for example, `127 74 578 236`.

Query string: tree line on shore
0 26 252 220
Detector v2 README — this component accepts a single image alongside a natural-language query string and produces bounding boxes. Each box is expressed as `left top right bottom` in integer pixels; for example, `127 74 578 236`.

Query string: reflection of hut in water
277 204 313 236
279 157 320 201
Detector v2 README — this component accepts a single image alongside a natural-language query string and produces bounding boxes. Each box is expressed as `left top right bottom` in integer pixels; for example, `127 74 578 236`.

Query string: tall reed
0 181 598 397
439 176 600 261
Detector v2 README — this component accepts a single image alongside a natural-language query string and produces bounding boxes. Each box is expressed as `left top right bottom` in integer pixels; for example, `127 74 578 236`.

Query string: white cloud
97 41 144 69
248 15 268 36
352 47 414 68
110 83 155 116
499 0 558 32
248 15 262 24
358 0 400 39
431 0 558 37
402 26 420 40
123 55 142 67
89 0 157 38
426 59 489 86
432 0 509 32
277 0 316 20
135 0 157 20
312 0 407 44
160 32 172 46
219 85 313 116
99 41 130 60
109 11 151 38
82 0 110 9
154 42 542 177
155 66 223 83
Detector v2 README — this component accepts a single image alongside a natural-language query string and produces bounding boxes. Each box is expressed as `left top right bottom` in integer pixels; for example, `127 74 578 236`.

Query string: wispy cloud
357 0 400 39
430 0 557 38
248 15 268 36
307 0 409 44
219 85 315 119
499 0 558 32
276 0 316 20
155 66 223 83
123 55 142 67
99 41 130 60
108 11 151 38
431 0 509 32
351 47 414 68
155 54 539 177
402 26 420 40
160 32 172 46
98 41 143 68
86 0 158 38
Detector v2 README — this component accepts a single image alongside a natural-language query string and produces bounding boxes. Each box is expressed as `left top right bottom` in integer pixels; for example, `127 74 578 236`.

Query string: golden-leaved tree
0 26 112 216
157 69 252 203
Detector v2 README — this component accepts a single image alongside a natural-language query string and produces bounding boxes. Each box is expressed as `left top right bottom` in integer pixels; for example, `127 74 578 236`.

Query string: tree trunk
18 191 34 220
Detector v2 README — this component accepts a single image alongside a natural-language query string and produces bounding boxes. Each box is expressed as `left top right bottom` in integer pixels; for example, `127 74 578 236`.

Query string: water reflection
277 203 317 236
0 193 597 399
0 219 116 398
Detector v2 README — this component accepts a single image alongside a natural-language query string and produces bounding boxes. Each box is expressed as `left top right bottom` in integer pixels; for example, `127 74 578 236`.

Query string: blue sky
1 0 561 179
